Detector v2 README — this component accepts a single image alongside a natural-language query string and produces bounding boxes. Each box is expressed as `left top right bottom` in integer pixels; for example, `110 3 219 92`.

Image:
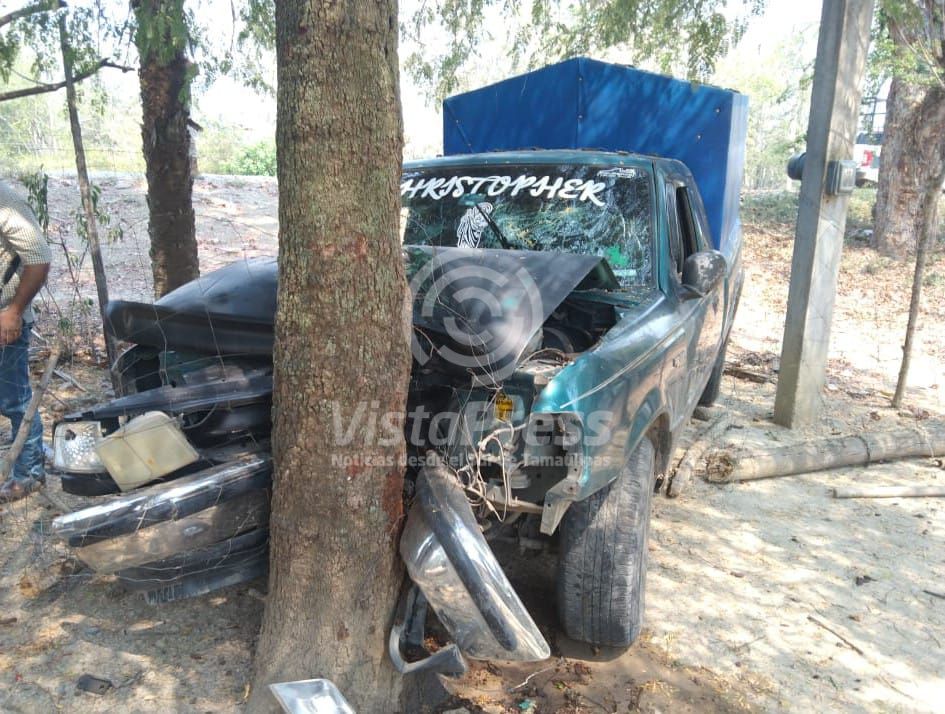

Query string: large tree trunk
134 0 198 298
249 1 409 712
873 79 945 257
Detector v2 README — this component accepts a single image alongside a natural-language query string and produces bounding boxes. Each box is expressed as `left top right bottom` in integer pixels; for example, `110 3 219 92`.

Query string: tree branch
0 0 65 29
0 59 134 102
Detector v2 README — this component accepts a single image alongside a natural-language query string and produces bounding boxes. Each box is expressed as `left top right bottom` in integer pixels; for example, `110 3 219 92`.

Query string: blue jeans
0 324 44 482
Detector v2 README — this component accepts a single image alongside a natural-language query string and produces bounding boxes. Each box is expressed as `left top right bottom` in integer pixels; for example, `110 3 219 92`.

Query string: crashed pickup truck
50 59 747 669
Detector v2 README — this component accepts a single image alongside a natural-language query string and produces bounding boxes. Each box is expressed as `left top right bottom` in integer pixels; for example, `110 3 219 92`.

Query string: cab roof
404 149 687 174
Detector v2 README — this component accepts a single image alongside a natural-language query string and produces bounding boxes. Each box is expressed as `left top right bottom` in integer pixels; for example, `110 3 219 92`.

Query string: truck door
659 182 687 427
666 180 725 411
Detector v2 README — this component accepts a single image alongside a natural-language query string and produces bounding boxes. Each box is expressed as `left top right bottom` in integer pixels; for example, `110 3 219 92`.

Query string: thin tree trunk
249 1 409 712
58 18 119 384
133 0 198 298
892 165 943 406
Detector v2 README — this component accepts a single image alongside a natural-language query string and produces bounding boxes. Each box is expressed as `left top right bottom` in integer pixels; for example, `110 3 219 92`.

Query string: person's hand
0 307 23 346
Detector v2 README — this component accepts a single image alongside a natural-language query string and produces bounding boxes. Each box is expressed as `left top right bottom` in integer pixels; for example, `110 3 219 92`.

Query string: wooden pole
58 17 119 390
705 425 944 483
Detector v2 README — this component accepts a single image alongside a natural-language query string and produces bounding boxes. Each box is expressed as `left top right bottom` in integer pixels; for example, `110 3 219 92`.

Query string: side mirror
681 251 726 299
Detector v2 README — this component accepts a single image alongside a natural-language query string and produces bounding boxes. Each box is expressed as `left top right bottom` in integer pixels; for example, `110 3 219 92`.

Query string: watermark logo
407 250 544 382
332 401 617 451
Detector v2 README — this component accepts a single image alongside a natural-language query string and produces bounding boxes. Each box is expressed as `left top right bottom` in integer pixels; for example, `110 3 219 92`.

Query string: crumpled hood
405 246 617 380
106 258 279 356
105 249 618 369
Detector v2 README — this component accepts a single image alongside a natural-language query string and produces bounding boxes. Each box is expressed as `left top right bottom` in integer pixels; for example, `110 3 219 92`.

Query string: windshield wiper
474 204 514 249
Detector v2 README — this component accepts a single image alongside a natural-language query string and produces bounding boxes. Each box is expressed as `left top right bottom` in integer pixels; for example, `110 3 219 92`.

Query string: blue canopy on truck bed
442 57 748 257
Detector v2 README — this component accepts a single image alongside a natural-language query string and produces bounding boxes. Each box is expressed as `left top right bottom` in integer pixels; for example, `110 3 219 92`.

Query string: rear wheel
556 437 656 647
699 336 728 407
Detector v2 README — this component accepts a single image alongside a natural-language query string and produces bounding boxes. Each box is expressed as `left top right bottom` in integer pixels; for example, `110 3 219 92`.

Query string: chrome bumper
52 455 271 574
399 457 550 662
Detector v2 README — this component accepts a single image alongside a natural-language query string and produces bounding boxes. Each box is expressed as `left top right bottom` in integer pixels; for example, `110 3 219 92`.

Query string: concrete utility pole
774 0 874 428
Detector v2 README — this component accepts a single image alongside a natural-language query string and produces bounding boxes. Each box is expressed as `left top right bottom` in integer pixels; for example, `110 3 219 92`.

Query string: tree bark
250 1 409 712
873 80 945 257
133 0 198 298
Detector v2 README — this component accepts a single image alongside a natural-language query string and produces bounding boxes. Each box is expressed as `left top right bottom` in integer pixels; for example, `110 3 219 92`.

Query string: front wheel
556 438 656 647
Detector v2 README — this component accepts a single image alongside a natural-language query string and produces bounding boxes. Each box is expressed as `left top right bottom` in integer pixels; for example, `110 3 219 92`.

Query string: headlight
96 411 199 491
53 421 105 473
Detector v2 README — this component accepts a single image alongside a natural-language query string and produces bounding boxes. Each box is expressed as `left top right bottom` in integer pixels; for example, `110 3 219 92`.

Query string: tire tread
557 438 656 647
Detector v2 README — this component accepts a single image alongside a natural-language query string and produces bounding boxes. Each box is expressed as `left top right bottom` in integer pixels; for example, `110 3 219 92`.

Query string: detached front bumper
52 455 271 602
397 457 550 664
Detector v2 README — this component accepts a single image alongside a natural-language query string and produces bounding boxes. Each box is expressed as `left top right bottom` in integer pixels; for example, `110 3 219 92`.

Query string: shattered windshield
400 164 654 287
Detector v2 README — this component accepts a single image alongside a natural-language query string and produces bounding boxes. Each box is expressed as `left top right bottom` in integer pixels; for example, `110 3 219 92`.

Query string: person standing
0 179 52 503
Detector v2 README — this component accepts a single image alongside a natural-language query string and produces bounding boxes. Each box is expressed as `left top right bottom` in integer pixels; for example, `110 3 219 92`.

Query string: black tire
556 437 656 647
699 336 728 407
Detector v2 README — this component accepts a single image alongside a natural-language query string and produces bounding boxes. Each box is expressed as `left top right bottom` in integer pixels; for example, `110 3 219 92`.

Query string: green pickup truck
50 59 747 671
395 147 742 666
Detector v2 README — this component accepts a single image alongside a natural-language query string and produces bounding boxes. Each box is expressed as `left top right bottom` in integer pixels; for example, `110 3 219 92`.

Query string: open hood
106 249 618 369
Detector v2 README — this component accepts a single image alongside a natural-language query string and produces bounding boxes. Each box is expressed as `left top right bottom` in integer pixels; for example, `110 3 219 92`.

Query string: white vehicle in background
854 131 882 187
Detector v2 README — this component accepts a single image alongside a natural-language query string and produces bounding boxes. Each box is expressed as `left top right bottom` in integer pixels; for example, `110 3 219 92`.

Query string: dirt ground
0 174 943 712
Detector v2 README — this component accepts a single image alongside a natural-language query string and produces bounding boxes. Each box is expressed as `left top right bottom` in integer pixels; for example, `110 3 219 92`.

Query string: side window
664 184 684 278
675 186 701 258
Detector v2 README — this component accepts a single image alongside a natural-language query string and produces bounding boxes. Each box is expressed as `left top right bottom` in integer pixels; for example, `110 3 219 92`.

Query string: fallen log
831 485 945 499
705 424 945 483
723 366 772 384
667 413 735 497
